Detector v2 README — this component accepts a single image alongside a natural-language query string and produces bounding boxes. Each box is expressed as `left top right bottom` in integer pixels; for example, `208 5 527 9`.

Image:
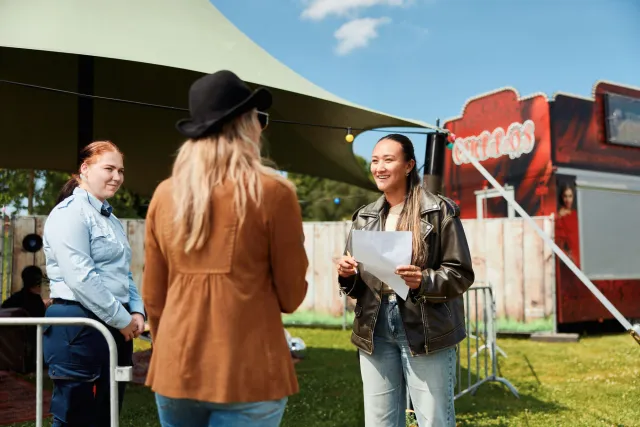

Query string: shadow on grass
9 347 363 427
454 381 564 427
288 347 565 427
454 356 565 427
284 347 365 427
10 346 563 427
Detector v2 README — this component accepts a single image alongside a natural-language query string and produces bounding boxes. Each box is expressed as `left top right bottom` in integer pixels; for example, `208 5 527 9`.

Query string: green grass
9 329 640 427
472 317 554 334
283 310 554 333
282 310 355 328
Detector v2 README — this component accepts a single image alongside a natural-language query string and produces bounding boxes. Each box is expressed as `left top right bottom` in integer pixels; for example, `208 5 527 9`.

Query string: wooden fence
2 215 555 322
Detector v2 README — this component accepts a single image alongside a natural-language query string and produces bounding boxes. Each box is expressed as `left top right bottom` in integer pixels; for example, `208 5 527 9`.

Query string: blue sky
213 0 639 170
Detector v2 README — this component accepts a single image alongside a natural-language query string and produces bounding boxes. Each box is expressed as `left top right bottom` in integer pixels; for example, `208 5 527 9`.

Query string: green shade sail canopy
0 0 435 195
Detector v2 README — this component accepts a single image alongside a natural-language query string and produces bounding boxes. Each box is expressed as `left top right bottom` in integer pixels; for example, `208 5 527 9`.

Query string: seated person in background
1 265 49 372
1 265 48 317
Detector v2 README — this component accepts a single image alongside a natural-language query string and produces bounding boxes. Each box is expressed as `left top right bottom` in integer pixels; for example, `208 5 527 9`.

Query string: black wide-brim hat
176 70 272 139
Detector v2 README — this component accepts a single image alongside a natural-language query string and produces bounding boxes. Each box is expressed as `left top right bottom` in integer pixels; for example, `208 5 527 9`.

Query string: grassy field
283 310 554 333
11 328 639 427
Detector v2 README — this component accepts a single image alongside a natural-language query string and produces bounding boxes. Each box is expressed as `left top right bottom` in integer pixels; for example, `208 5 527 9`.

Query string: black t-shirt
1 288 46 318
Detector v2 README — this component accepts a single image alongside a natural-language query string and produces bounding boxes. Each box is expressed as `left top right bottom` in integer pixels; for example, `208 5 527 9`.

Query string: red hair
56 141 123 204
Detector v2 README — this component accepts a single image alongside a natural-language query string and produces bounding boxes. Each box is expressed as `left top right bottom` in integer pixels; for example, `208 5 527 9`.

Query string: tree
0 169 147 219
33 171 71 215
34 171 147 218
2 157 379 222
288 156 380 221
0 169 44 215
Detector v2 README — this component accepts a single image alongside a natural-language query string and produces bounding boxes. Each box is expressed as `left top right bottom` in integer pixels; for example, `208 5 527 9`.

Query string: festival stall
443 81 640 327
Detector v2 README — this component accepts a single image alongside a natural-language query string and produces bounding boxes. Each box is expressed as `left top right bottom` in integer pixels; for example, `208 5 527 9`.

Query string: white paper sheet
351 230 412 300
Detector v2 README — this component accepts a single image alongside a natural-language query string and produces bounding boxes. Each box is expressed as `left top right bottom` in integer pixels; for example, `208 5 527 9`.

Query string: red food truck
442 81 640 329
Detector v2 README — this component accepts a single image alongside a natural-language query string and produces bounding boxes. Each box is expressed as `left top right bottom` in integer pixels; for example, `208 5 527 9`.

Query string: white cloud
334 17 391 56
301 0 405 21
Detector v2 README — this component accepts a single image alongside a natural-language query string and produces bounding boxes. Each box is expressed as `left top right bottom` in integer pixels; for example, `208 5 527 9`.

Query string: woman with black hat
142 70 309 426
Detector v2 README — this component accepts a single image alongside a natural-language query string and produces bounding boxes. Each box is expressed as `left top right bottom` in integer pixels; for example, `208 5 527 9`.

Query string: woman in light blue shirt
42 140 145 427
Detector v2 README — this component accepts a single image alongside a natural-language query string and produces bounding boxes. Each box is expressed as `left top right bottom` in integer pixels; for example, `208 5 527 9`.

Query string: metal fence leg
472 343 508 359
473 287 519 398
455 286 519 400
36 324 43 427
481 330 519 399
468 282 508 359
469 314 508 359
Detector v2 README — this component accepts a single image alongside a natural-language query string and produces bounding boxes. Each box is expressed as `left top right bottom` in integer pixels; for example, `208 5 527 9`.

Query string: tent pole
77 55 94 162
423 119 446 195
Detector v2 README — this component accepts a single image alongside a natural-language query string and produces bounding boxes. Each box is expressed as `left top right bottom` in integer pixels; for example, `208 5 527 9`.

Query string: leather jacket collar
340 189 474 356
357 191 444 241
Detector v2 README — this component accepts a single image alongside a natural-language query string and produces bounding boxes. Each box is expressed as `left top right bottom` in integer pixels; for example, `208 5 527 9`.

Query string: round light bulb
345 133 354 143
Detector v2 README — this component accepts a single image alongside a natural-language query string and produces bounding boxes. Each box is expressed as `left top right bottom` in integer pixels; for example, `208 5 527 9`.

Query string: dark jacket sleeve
0 292 22 309
338 208 367 299
412 197 475 302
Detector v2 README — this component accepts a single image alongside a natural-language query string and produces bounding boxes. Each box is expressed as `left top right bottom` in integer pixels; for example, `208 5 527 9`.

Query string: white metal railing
0 317 132 427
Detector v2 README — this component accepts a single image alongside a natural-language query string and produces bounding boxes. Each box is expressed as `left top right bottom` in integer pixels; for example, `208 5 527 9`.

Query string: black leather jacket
339 190 475 356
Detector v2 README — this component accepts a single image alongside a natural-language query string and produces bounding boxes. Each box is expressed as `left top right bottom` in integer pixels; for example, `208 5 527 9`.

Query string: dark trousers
43 301 133 427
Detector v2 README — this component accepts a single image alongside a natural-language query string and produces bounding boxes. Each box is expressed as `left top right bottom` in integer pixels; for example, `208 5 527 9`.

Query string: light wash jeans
359 295 457 427
155 394 288 427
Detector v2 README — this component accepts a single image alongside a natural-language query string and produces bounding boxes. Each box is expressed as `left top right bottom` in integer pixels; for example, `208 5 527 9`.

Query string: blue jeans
155 394 288 427
43 301 133 427
359 295 457 427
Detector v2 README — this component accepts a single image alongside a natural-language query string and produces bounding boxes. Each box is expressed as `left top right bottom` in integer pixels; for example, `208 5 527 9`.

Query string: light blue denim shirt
43 187 144 330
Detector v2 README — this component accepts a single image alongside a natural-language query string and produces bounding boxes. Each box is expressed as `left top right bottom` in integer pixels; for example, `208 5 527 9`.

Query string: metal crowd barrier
454 285 519 400
0 317 132 427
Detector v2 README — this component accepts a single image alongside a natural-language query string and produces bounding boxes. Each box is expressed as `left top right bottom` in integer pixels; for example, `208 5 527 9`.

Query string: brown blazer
142 175 309 404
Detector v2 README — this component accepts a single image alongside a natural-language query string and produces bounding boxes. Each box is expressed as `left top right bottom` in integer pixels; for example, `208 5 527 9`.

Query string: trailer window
604 92 640 148
577 183 640 280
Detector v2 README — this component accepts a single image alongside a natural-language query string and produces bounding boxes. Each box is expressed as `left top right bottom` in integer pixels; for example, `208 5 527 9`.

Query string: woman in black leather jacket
336 134 474 427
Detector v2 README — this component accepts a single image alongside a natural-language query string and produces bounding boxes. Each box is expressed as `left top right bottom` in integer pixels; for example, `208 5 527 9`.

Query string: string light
446 132 457 150
345 127 354 143
0 78 451 137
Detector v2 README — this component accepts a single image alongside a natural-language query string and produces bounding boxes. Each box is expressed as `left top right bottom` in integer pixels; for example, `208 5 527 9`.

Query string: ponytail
56 140 123 206
56 174 80 205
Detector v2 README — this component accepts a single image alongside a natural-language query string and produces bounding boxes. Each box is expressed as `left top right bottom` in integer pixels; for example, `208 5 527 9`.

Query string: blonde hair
171 109 292 253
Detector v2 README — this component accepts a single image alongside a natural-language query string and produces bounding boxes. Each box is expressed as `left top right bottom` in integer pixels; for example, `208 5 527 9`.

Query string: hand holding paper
395 264 423 289
336 252 358 278
351 230 412 300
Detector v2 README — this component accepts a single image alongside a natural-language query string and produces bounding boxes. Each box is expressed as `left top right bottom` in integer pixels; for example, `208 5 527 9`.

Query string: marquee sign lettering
452 120 536 165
